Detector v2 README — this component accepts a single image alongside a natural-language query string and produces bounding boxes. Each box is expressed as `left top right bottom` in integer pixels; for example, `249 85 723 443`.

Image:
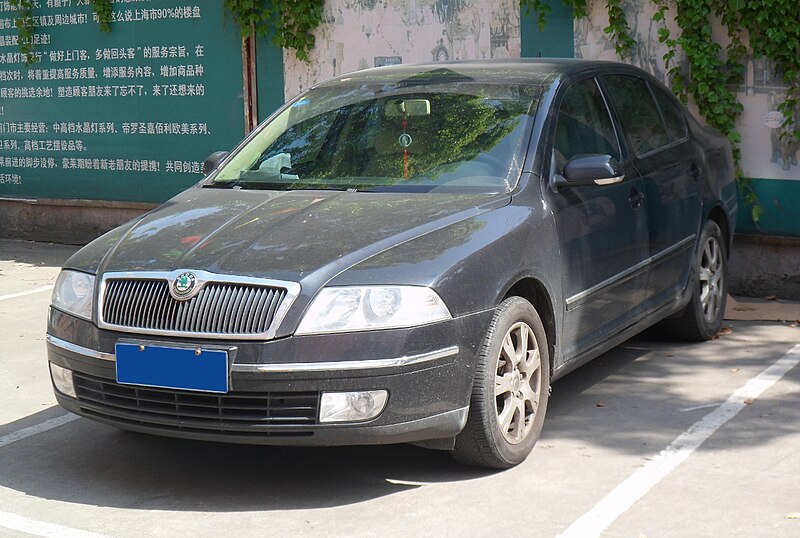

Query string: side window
553 78 621 173
651 84 688 142
604 75 669 156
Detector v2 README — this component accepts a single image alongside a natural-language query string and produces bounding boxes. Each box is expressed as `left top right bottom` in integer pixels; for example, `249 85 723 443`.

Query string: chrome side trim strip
723 192 737 208
566 234 697 308
96 270 301 341
46 334 115 362
231 346 460 373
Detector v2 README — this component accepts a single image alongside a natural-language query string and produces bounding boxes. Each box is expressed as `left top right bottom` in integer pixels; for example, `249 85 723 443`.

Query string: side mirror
203 151 229 175
552 154 624 189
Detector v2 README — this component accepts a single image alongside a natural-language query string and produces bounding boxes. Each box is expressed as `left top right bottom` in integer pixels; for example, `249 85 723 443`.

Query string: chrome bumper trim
46 335 459 372
231 346 460 373
46 334 115 362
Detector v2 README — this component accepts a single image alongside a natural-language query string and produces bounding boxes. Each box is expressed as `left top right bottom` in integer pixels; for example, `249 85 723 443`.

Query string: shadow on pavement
1 322 797 513
0 239 79 267
0 406 494 512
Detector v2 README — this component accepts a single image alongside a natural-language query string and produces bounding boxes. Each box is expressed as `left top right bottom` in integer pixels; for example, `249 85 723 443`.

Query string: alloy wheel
494 321 542 444
698 236 724 324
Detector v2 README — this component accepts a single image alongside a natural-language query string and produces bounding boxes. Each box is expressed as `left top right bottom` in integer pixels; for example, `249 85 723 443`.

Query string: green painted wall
0 4 280 204
256 34 286 123
737 179 800 238
520 1 574 58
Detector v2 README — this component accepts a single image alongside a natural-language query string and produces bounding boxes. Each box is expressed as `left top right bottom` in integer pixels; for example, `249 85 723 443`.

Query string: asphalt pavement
1 238 799 537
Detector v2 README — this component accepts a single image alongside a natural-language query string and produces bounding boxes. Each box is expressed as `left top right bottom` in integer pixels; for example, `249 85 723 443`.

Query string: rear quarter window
651 84 688 142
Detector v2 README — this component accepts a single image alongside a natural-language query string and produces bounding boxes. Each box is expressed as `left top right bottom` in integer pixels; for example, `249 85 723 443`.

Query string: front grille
73 371 319 436
101 278 287 336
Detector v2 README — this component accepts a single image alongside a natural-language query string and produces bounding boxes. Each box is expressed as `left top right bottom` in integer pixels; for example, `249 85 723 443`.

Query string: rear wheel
451 297 550 468
663 220 728 341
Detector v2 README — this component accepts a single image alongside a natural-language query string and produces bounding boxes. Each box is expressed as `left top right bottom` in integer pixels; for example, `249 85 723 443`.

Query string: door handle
690 163 701 182
628 188 643 209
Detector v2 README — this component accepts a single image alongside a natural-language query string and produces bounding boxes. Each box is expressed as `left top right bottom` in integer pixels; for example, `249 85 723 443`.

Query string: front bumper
47 308 492 446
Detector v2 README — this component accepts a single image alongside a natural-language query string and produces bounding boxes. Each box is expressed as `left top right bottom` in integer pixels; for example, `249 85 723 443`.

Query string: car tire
663 220 728 341
451 296 550 469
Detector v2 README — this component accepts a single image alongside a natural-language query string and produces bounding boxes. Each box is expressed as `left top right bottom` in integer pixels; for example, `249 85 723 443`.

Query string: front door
544 77 650 360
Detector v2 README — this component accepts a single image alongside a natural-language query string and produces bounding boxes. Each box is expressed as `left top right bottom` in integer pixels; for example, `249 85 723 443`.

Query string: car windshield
208 73 538 193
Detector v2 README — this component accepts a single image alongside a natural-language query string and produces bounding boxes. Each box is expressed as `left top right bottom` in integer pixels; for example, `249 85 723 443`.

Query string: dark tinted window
651 84 688 142
553 78 620 172
604 75 669 156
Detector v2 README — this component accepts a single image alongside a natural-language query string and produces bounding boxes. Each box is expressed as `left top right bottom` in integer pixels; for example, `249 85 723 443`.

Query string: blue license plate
115 343 229 393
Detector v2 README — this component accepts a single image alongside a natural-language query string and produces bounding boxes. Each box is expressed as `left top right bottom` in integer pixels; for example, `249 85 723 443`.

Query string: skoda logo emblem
173 272 197 298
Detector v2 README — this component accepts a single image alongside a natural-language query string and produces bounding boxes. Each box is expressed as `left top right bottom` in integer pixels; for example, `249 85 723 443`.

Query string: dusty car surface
47 59 737 468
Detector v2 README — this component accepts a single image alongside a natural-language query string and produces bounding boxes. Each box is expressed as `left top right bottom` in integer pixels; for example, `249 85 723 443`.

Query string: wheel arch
706 204 731 256
502 277 557 379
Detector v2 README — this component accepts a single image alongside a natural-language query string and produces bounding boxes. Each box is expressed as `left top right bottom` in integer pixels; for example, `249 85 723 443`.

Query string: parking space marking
0 286 53 302
0 414 79 449
0 510 110 538
558 343 800 538
679 403 719 412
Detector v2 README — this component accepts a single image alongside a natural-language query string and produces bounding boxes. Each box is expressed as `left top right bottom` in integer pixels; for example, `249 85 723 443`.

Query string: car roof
312 59 629 90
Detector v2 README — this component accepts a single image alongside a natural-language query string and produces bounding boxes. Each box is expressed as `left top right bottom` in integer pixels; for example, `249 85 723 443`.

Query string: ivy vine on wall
525 0 800 222
90 0 114 33
9 0 113 64
223 0 323 62
9 1 324 63
8 0 37 64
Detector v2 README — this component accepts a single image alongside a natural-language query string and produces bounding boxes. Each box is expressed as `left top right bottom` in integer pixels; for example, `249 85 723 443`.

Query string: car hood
86 187 509 289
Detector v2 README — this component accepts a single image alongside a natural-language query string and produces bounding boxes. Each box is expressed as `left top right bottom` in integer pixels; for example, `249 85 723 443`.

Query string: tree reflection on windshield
211 79 537 193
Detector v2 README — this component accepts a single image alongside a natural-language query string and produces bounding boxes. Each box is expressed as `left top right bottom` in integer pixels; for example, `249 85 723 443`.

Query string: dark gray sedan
46 60 736 468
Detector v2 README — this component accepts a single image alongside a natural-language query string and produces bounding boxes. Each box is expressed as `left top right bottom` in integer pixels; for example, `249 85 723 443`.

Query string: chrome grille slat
218 286 237 334
264 289 285 328
176 297 191 332
132 280 147 327
194 286 212 333
101 276 288 337
155 281 171 330
241 288 260 334
162 283 179 331
117 280 136 326
140 281 160 328
183 293 201 333
233 288 250 334
107 280 125 325
250 289 269 335
228 287 245 334
202 285 223 333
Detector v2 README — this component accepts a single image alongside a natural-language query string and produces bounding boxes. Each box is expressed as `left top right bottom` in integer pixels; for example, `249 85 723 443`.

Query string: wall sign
0 2 246 203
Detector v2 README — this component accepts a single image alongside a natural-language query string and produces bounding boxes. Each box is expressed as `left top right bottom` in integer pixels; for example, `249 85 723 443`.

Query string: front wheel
451 297 550 468
663 220 728 341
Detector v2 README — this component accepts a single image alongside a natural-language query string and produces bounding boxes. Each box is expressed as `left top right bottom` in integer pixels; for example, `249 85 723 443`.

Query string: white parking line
0 510 110 538
558 343 800 538
0 414 79 449
0 285 53 302
0 414 102 537
679 403 719 412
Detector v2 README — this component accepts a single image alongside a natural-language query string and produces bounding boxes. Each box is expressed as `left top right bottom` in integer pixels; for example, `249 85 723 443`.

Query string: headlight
51 270 95 321
295 286 451 335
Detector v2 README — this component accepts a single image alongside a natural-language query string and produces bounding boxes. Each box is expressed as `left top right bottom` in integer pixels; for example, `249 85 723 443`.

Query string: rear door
544 76 650 360
601 74 702 310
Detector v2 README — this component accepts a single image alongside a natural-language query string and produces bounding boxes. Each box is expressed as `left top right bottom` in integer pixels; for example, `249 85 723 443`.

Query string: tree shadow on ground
1 322 797 513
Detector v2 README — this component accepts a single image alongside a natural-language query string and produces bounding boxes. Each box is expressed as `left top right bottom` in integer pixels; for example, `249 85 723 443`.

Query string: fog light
319 390 388 423
49 362 76 398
